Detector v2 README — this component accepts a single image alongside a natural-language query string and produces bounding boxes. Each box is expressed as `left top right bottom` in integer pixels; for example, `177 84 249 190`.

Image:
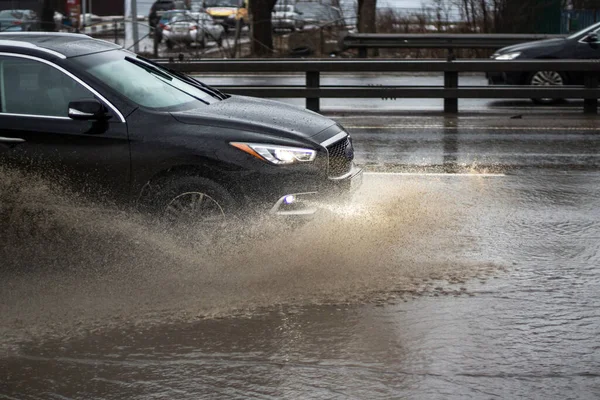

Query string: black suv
149 0 188 28
488 21 600 103
0 33 362 223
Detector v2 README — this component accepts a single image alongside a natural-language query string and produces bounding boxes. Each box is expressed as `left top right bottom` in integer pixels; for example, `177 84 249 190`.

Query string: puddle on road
0 168 500 349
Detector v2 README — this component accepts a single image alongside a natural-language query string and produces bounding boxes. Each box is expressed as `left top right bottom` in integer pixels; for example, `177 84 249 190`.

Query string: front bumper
162 30 197 43
212 16 237 28
270 165 363 216
273 20 297 30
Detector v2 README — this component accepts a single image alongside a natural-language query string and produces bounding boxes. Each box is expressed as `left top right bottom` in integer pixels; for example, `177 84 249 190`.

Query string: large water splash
0 168 498 347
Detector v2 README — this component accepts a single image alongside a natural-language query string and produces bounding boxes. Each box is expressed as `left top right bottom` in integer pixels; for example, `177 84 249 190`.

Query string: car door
0 54 131 202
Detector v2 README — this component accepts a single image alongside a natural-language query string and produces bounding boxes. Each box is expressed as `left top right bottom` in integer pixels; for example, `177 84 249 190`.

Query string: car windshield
0 10 23 19
171 15 192 23
205 0 239 7
161 10 186 21
72 50 218 110
567 21 600 39
274 5 294 13
295 4 331 20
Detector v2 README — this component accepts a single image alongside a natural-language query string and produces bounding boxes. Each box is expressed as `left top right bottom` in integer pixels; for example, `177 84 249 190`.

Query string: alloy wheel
530 70 564 86
164 191 226 225
530 71 564 104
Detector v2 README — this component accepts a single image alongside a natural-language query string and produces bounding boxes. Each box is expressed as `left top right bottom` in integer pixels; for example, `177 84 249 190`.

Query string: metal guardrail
341 33 565 58
159 59 600 114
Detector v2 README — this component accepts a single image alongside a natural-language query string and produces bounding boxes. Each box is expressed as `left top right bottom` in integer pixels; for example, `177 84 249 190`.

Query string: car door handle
0 137 26 144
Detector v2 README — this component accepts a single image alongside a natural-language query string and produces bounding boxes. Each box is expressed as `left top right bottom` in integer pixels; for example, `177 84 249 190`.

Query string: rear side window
0 10 24 19
0 56 95 117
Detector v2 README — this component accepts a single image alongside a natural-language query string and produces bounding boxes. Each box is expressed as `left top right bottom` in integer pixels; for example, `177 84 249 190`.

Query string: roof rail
0 39 66 59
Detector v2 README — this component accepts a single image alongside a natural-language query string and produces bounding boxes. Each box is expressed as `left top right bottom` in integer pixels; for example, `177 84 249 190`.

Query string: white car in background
272 4 304 32
162 11 225 49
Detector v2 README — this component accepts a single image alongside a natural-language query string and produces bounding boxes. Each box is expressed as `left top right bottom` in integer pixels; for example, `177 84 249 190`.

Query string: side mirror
68 99 109 121
584 32 598 43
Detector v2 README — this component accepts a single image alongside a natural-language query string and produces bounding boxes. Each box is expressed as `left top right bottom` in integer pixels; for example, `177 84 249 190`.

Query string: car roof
0 32 121 59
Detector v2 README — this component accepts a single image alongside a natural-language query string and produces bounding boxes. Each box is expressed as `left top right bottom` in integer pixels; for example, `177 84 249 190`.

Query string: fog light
284 195 296 204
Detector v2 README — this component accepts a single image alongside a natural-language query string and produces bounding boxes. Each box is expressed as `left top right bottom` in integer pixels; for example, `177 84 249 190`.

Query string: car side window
0 56 95 117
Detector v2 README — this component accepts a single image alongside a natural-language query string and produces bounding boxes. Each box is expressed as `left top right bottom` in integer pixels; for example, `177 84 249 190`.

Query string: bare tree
480 0 489 32
357 0 377 33
431 0 453 31
248 0 277 56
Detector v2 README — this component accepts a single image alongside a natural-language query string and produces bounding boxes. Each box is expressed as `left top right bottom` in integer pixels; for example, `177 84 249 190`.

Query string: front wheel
529 70 566 104
150 175 236 231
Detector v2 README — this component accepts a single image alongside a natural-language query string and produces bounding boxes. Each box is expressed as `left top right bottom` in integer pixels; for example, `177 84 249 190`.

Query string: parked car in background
488 21 600 104
0 33 362 226
155 9 190 42
162 12 225 49
0 9 38 32
272 4 305 32
149 0 188 29
295 3 344 29
204 0 248 32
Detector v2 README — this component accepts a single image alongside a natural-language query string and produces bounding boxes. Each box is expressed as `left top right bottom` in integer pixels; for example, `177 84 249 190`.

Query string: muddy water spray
0 168 497 345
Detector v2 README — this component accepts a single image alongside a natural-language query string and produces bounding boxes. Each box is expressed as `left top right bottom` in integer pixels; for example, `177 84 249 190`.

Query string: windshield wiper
125 56 209 105
125 56 173 81
137 56 229 100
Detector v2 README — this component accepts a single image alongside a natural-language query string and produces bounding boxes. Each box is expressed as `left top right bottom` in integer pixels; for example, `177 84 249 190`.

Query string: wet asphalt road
1 113 600 399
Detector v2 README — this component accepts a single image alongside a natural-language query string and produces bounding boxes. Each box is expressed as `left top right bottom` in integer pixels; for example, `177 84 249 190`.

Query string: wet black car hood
495 38 566 55
171 95 337 139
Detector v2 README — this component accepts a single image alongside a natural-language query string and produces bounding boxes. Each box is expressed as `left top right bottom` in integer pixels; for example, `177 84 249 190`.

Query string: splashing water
0 168 498 347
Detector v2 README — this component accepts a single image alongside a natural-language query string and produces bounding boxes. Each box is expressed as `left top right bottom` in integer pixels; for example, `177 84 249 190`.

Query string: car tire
150 175 237 228
528 70 566 105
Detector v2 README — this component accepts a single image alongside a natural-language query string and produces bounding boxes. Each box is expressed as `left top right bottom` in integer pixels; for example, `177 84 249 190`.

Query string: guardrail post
444 70 458 114
306 71 320 113
447 48 456 61
584 73 598 114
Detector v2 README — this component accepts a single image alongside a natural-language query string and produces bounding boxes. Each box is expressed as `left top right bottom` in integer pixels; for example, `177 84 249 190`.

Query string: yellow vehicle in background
203 0 248 32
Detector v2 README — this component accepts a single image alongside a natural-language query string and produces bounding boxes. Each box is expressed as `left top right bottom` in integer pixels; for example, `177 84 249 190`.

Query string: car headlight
227 14 236 19
492 52 521 60
231 142 316 165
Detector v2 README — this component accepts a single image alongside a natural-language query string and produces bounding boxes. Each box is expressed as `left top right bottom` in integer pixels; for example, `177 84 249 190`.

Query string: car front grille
327 137 353 177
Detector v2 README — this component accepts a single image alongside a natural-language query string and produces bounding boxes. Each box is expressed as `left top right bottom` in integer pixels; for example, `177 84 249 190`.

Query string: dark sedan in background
0 33 361 225
488 21 600 103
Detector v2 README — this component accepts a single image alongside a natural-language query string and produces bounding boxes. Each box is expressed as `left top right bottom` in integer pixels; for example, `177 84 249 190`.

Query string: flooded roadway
2 115 600 399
